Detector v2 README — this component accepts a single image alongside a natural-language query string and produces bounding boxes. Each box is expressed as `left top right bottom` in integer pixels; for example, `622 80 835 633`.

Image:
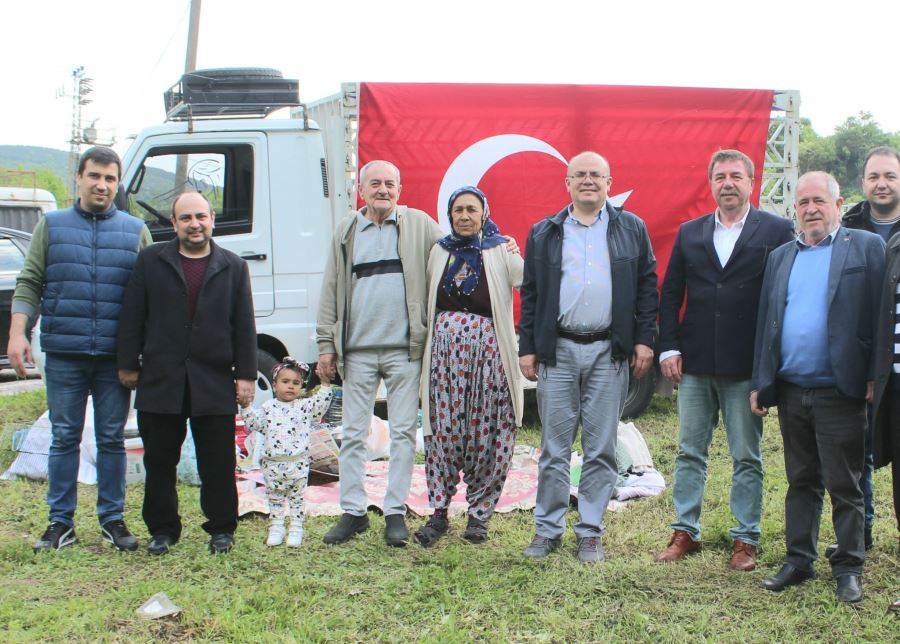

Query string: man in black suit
656 150 794 571
752 171 885 603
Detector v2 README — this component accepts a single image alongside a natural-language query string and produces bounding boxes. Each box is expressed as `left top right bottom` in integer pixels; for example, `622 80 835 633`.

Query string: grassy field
0 389 897 642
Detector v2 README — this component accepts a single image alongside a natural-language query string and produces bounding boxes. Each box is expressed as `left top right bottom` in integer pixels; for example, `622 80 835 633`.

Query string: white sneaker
287 526 304 547
266 522 286 547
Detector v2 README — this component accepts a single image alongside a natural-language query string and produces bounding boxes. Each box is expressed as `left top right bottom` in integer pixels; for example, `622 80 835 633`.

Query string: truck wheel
254 350 279 407
622 364 658 419
184 68 283 81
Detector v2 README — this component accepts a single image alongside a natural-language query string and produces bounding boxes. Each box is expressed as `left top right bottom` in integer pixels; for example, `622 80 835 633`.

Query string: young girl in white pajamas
240 358 333 547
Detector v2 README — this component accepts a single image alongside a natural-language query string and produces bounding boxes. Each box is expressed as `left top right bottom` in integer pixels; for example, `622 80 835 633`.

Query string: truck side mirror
115 185 128 212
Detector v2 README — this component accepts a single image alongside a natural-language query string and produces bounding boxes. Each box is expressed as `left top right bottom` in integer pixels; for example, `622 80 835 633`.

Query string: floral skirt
425 310 517 520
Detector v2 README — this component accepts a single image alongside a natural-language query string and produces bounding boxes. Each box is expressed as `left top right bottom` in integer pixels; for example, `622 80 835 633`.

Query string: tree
800 112 899 200
0 165 67 205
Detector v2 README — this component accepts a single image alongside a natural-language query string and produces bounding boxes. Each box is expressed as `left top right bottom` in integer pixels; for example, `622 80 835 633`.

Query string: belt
557 328 611 344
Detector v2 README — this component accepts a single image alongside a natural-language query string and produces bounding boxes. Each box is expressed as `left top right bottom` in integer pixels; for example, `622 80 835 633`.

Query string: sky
4 0 899 155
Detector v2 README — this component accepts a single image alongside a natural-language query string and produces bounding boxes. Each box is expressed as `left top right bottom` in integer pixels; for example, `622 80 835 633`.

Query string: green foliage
0 165 68 205
0 389 898 641
800 112 900 198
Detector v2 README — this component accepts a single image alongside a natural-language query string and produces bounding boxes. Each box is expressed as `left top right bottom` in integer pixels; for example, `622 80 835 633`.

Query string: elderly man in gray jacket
316 160 443 547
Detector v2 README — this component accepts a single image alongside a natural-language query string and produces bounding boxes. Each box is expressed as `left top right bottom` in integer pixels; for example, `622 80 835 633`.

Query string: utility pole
175 0 202 194
66 67 93 203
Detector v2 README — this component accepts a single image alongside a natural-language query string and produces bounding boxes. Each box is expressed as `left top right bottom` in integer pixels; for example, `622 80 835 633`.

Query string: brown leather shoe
655 530 702 562
729 539 757 571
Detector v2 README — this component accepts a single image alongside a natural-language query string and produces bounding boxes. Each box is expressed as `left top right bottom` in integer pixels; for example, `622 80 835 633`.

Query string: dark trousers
885 390 900 533
138 411 238 540
776 382 866 576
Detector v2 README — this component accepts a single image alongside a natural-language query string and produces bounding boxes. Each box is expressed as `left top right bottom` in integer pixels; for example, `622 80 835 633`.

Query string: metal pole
175 0 201 196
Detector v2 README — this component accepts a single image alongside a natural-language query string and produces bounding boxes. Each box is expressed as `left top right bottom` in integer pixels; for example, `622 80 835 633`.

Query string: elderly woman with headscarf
414 186 524 546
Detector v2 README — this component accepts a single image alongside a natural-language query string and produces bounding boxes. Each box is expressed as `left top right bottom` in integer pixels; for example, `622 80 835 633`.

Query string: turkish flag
357 83 774 317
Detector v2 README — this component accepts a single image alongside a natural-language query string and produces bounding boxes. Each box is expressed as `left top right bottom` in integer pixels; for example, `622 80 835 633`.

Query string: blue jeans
44 353 131 526
671 374 763 545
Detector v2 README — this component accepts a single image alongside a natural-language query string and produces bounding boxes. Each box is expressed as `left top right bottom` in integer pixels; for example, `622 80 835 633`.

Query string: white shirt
713 206 750 267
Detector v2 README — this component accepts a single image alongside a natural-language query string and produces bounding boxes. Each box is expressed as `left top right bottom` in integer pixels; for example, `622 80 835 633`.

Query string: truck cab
119 70 335 402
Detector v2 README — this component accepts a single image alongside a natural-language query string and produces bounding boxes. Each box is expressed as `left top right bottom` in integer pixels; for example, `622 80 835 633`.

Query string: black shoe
147 534 175 556
760 564 815 591
208 533 234 554
101 520 138 551
384 514 409 547
33 522 77 553
323 513 370 545
523 534 562 558
836 574 863 603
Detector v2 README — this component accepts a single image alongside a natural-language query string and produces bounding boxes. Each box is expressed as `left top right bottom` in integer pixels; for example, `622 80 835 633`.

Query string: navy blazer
752 227 886 407
659 207 794 377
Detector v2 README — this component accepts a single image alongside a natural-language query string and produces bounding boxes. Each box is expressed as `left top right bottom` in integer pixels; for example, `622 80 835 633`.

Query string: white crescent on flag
437 134 632 230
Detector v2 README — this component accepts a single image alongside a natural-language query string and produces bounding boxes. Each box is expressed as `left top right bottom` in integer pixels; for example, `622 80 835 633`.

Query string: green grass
0 390 897 642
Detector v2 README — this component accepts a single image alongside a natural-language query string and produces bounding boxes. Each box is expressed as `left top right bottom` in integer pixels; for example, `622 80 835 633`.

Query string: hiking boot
266 520 286 547
576 536 604 563
101 520 138 551
523 534 562 558
287 525 304 548
384 514 409 547
323 513 370 545
33 522 77 553
208 533 235 554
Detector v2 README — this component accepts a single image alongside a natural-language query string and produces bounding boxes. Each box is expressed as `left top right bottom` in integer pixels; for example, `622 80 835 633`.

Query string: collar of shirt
796 225 840 248
714 205 750 230
565 202 607 227
356 207 398 231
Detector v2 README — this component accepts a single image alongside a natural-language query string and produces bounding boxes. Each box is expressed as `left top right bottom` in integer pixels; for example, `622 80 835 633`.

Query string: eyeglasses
567 171 610 181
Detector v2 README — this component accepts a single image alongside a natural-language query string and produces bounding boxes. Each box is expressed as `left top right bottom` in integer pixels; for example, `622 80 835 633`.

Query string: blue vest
40 204 145 356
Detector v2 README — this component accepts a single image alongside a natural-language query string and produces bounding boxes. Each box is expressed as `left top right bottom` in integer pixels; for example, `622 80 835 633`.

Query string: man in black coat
117 192 257 555
656 150 794 571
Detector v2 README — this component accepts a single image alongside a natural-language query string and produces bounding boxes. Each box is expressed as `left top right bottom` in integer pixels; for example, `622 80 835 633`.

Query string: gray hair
708 149 754 180
798 171 841 200
359 160 401 186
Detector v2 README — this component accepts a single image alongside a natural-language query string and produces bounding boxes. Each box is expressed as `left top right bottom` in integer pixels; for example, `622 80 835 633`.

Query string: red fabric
357 83 775 317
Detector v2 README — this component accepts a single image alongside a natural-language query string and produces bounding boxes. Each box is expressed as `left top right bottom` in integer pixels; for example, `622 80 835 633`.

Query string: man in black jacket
117 192 257 555
519 151 658 563
655 150 793 571
839 146 900 552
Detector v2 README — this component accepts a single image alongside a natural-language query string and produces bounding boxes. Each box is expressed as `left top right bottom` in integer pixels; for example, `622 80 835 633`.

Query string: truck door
122 132 275 315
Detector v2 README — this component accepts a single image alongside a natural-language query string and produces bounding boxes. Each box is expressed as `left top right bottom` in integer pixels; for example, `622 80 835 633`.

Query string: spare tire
184 68 283 81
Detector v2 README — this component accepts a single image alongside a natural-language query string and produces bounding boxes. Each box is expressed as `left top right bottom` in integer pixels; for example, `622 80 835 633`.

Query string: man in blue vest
8 147 152 553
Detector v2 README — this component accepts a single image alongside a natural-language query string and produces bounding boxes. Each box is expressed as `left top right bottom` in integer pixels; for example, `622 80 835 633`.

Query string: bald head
565 151 612 216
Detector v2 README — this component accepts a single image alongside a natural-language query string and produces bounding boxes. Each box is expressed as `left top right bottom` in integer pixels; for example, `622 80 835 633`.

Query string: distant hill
0 145 70 181
0 145 186 211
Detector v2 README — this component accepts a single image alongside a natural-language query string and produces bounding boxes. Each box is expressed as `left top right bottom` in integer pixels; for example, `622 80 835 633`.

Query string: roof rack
164 68 300 122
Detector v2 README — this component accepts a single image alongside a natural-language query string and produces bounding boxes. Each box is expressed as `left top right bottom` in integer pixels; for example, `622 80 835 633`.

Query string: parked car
0 227 33 368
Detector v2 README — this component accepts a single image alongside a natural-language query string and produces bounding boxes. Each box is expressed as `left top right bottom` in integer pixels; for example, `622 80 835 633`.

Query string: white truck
116 68 800 417
0 186 57 233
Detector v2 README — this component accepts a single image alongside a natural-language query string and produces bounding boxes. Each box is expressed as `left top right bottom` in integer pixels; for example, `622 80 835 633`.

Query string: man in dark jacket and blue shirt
519 151 658 563
8 147 152 553
752 171 885 603
117 191 257 555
